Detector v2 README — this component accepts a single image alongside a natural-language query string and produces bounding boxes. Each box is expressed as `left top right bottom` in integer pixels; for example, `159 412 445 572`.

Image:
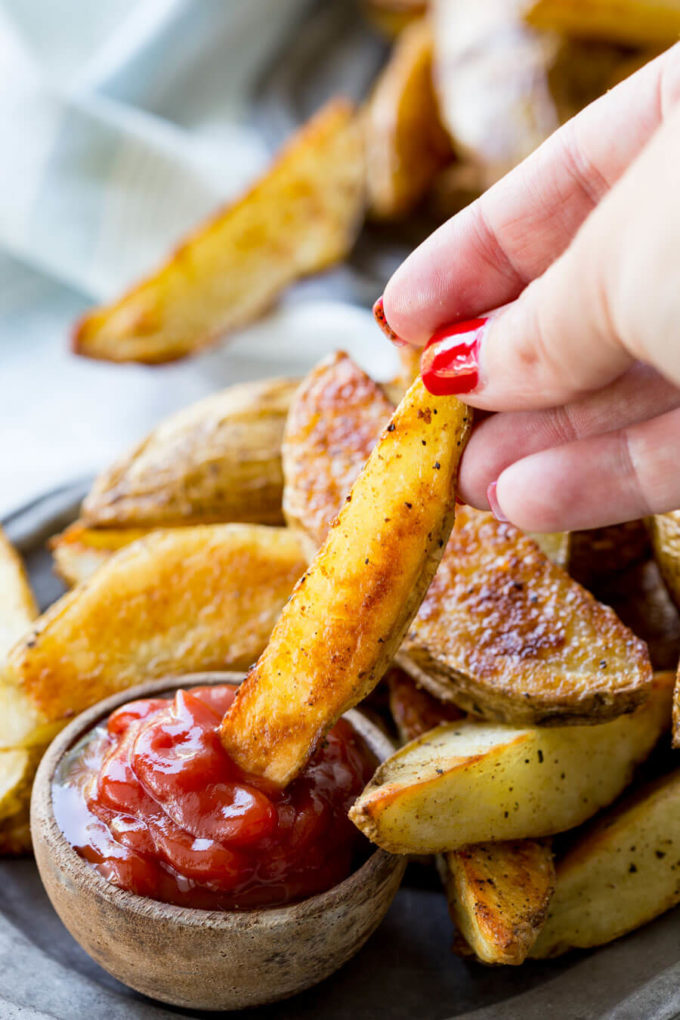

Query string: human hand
376 44 680 533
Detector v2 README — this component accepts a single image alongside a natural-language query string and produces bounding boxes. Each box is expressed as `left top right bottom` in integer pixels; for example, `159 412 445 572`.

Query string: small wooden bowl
31 673 406 1011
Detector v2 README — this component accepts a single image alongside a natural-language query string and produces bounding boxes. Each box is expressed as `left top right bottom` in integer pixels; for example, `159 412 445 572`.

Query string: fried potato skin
349 673 672 854
387 668 464 744
221 377 472 787
282 353 394 552
285 353 652 725
532 763 680 956
82 377 298 529
1 525 306 747
50 522 156 586
364 18 452 220
402 506 652 725
525 0 680 47
73 101 365 363
440 841 555 965
0 528 38 657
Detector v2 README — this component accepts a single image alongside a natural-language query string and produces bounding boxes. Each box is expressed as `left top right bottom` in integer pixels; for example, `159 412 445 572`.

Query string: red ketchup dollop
53 685 377 910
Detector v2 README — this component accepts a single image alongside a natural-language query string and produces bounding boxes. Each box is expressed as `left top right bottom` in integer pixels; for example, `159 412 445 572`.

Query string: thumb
421 104 680 412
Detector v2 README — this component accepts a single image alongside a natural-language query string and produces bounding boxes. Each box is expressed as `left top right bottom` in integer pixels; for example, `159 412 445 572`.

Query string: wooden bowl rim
32 671 400 932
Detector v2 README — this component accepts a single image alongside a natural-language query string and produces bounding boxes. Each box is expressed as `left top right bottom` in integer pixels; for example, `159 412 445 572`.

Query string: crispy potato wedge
82 377 298 529
388 668 464 744
0 528 38 657
525 0 680 47
282 352 395 553
50 522 156 586
350 673 672 854
0 525 306 749
439 840 555 965
73 101 365 363
402 506 652 725
221 377 472 787
284 354 652 725
432 0 561 184
532 764 680 957
648 511 680 612
364 18 452 220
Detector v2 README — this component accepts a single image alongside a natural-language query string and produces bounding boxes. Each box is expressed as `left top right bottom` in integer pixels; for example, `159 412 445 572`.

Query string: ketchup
53 686 377 910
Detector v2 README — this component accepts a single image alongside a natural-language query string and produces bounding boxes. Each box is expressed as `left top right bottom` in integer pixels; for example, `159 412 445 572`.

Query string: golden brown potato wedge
432 0 561 184
50 522 156 586
0 524 306 749
402 505 652 725
82 377 298 529
284 354 652 725
648 511 680 612
282 352 395 552
0 527 38 657
221 377 472 787
349 673 672 854
364 18 452 220
532 764 680 957
439 840 555 965
388 668 464 744
525 0 680 47
73 101 365 363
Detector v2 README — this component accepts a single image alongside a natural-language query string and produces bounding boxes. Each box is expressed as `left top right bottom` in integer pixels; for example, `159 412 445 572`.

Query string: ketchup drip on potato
53 686 376 910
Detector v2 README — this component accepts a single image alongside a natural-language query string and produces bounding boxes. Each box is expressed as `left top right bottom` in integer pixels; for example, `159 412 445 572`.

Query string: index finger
382 43 680 345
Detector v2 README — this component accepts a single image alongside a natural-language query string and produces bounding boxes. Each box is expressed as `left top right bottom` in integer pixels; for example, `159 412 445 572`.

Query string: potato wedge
0 527 38 657
284 354 652 725
362 0 429 37
364 18 452 220
525 0 680 47
82 377 298 529
50 522 156 586
282 352 395 552
0 749 31 822
73 101 365 363
221 377 472 787
349 672 672 854
532 764 680 957
439 840 555 965
527 531 570 568
648 511 680 612
0 524 306 749
402 505 652 725
432 0 561 184
388 668 464 744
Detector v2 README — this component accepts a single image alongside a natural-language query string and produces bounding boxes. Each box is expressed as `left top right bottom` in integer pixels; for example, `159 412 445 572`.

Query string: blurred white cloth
0 0 394 517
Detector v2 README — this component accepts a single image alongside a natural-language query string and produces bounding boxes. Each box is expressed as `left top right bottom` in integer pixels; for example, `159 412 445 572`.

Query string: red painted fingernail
487 481 509 523
420 317 488 396
455 494 467 506
373 297 407 347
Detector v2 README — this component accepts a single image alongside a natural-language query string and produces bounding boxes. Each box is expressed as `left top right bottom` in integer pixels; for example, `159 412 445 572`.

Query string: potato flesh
0 528 38 658
440 840 555 965
73 101 365 363
50 523 155 586
221 377 471 787
532 766 680 956
1 524 306 748
349 675 672 854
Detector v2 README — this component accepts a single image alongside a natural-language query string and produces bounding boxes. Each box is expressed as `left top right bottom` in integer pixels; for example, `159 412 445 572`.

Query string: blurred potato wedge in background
349 672 672 854
73 100 365 363
284 354 652 725
82 377 298 529
0 528 38 657
364 18 452 219
0 524 306 749
528 531 571 568
439 840 555 965
362 0 429 37
532 763 680 957
221 378 471 787
50 523 156 587
525 0 680 47
0 806 31 856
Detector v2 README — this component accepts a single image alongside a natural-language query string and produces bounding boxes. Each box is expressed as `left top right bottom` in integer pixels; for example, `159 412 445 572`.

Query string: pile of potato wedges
1 347 680 969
